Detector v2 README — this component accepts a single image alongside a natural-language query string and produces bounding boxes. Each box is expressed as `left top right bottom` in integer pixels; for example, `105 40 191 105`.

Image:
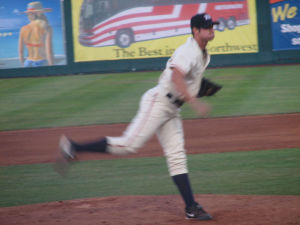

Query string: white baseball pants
106 86 188 176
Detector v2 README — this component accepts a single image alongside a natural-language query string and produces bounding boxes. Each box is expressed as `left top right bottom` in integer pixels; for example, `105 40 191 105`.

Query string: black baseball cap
190 13 219 29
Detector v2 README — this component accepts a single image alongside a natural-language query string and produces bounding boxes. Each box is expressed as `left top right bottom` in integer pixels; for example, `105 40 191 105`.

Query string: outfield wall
0 0 299 78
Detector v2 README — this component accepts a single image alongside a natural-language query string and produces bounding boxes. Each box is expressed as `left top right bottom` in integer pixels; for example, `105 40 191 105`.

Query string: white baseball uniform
107 36 210 176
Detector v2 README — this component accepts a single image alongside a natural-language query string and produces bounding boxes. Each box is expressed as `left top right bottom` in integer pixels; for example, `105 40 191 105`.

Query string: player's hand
188 98 212 117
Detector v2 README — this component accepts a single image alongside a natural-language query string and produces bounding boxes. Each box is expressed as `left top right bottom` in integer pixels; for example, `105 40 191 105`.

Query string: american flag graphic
79 3 208 48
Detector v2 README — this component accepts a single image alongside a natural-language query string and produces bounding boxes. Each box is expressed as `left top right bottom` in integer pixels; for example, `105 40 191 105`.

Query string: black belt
166 93 184 107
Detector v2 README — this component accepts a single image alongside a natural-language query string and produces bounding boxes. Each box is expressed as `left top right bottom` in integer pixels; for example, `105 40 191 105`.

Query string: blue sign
270 0 300 51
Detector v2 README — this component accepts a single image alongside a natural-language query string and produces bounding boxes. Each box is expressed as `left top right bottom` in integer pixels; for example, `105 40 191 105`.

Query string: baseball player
57 13 219 221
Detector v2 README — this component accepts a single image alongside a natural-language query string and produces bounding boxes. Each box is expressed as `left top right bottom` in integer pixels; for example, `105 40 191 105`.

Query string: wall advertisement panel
0 0 66 69
72 0 258 62
270 0 300 51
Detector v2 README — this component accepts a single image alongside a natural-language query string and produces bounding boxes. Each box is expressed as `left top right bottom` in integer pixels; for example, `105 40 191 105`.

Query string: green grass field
1 149 299 207
0 65 300 208
0 65 299 131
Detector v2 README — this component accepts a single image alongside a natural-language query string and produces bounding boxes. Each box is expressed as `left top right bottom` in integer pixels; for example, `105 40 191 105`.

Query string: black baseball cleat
185 203 213 221
54 135 76 176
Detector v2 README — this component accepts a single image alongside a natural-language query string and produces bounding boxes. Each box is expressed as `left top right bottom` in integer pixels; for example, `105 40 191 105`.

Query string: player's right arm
171 67 211 117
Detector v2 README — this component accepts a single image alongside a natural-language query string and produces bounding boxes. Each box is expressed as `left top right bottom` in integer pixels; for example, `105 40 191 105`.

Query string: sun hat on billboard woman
23 1 52 13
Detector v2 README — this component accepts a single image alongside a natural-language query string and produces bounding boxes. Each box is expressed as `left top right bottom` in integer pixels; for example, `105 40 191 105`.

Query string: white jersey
159 36 210 99
107 36 213 177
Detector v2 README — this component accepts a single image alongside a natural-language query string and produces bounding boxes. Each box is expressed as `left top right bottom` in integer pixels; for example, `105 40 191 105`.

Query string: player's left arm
197 78 222 98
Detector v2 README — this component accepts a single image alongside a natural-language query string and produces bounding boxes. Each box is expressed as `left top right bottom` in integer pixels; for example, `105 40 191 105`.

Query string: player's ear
192 27 199 36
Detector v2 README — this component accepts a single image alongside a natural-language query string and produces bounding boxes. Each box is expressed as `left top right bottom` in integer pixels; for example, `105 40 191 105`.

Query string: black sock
72 137 108 153
172 173 195 208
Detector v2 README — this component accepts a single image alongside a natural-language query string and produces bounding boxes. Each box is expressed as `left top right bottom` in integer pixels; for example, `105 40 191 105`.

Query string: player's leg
156 116 212 220
59 87 168 158
156 116 192 203
58 135 107 160
106 88 168 155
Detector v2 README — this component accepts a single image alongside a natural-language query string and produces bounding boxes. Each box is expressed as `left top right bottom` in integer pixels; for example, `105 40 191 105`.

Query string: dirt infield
1 113 300 225
1 113 300 166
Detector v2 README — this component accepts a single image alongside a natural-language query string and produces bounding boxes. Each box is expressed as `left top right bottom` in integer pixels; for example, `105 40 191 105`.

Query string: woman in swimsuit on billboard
19 1 53 67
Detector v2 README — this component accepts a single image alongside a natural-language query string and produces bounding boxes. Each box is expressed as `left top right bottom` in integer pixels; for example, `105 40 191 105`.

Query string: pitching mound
1 195 300 225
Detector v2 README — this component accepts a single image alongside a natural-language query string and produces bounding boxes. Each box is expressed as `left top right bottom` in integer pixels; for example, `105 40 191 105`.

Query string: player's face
199 27 215 41
192 26 215 48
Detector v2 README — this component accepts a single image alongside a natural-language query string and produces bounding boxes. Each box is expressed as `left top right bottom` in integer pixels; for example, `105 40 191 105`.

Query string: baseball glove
197 78 222 98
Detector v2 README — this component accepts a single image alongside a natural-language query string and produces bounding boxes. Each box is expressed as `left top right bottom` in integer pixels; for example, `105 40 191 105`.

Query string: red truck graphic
79 0 249 48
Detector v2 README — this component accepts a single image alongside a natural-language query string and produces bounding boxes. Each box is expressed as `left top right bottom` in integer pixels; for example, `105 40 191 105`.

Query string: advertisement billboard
72 0 258 62
270 0 300 51
0 0 66 69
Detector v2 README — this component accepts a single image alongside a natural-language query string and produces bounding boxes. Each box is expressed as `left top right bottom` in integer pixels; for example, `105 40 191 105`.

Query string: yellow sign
72 0 258 62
